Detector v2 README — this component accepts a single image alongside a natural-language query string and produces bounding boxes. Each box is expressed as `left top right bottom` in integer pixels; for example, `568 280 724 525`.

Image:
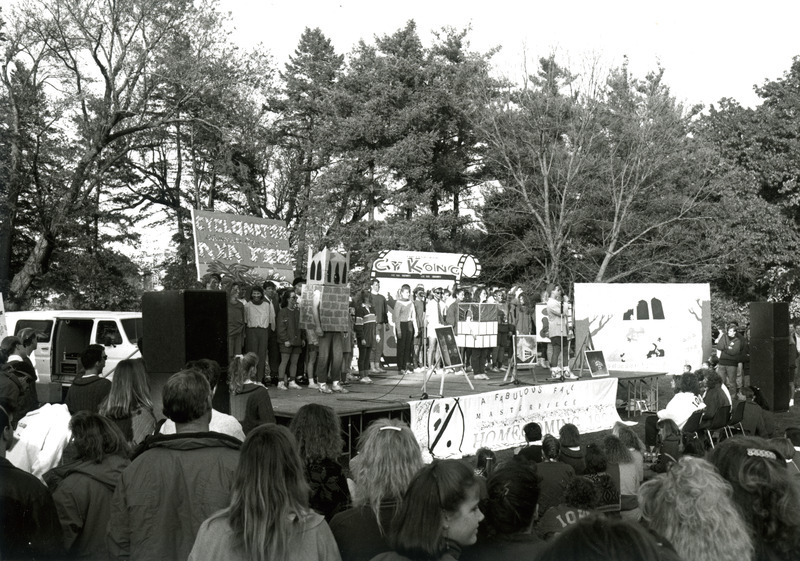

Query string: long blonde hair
228 352 259 394
352 418 423 534
224 424 310 561
99 358 152 418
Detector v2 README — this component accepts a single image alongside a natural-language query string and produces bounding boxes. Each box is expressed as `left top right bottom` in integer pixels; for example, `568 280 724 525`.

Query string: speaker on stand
749 302 791 411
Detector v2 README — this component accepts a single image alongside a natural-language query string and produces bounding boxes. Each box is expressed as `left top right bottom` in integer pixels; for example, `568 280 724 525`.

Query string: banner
191 209 294 282
573 283 711 374
409 378 622 459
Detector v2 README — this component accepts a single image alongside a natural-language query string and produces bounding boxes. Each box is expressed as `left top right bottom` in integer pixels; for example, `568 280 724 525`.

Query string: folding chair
702 405 731 449
724 401 746 438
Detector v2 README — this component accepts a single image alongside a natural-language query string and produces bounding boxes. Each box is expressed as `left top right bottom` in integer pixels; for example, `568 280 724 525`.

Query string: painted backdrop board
191 209 293 282
409 378 622 459
573 283 711 374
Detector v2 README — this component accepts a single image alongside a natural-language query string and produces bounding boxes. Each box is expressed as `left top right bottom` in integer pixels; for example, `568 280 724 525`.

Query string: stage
265 366 666 456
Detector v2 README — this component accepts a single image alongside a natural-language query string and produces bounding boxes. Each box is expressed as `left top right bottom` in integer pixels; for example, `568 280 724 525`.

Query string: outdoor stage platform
267 366 665 455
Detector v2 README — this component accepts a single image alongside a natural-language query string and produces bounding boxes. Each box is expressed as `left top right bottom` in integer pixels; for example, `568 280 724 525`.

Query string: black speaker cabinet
142 290 228 374
749 302 791 411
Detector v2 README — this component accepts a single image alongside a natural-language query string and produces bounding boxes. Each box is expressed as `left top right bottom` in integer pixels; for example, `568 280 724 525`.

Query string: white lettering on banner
409 378 623 459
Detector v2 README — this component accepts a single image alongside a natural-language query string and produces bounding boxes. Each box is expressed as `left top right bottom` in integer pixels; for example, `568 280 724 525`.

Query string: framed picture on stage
514 335 538 369
585 350 609 377
435 326 463 368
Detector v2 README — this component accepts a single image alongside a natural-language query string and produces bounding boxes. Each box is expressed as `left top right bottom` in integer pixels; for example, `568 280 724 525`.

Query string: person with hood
44 412 131 560
108 370 241 561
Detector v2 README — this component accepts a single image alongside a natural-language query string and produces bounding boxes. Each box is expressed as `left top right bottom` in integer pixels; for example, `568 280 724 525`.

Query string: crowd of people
214 273 579 394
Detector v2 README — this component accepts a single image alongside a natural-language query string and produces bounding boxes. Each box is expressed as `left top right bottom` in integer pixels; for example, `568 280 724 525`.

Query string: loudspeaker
749 302 791 411
142 290 228 374
750 301 789 339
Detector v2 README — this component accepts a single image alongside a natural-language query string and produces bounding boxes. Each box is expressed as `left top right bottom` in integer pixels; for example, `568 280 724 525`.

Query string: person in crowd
468 287 491 381
639 456 754 561
612 423 646 482
709 436 800 561
330 419 423 561
473 447 496 478
64 345 111 415
557 423 585 474
583 443 620 513
424 290 443 370
44 412 131 560
108 369 241 561
6 329 40 415
369 278 389 374
462 462 544 561
289 403 350 520
537 517 681 561
0 361 28 419
343 299 357 381
645 372 704 449
394 284 418 376
603 434 640 516
514 292 533 336
769 437 800 476
244 285 274 384
516 421 543 463
715 322 748 396
370 459 484 561
160 359 245 441
447 287 469 371
354 289 376 384
277 289 305 389
732 386 770 437
203 273 221 290
700 370 730 429
545 285 576 379
646 419 682 476
189 424 341 561
536 476 599 540
227 353 275 434
535 434 576 516
302 280 321 389
226 282 247 363
262 281 283 380
0 400 64 560
98 358 156 446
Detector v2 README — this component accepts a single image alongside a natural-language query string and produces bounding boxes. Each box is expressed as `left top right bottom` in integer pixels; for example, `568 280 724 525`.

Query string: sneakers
332 381 349 393
277 382 288 390
563 368 579 380
346 373 359 382
318 384 332 394
360 375 373 384
551 368 562 379
307 380 320 390
288 380 302 390
474 373 490 380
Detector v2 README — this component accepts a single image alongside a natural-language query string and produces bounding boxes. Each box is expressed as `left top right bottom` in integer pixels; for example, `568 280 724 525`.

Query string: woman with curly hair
330 418 422 561
604 434 640 516
289 403 350 520
372 460 484 561
228 352 275 435
44 412 131 560
612 422 646 481
638 456 753 561
709 436 800 561
190 424 340 561
98 358 156 446
583 443 620 513
462 462 544 560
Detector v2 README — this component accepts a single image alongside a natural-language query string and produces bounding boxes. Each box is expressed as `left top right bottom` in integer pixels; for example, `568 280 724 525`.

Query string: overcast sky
220 0 799 109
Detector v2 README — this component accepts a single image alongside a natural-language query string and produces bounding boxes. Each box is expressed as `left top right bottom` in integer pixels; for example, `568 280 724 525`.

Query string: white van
4 311 142 389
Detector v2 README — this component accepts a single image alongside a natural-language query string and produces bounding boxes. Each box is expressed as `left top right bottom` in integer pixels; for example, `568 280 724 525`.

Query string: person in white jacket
644 372 705 449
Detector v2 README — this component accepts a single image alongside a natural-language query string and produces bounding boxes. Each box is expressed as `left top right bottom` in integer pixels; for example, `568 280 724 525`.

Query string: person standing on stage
369 279 388 374
394 285 418 375
226 282 246 364
354 290 375 384
262 282 283 383
546 285 577 380
244 285 273 384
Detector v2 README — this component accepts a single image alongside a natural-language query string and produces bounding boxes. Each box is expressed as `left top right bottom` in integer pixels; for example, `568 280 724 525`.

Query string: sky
219 0 800 109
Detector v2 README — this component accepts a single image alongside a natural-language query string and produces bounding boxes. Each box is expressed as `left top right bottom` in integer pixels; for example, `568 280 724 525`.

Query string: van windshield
121 318 143 344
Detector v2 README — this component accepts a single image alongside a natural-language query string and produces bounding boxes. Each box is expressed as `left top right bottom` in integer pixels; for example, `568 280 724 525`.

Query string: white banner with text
409 378 623 459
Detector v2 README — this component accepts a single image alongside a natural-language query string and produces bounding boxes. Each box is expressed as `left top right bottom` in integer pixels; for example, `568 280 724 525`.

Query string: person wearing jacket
107 370 241 561
354 289 376 383
277 290 304 389
546 286 576 379
700 371 731 429
715 323 748 396
44 412 131 560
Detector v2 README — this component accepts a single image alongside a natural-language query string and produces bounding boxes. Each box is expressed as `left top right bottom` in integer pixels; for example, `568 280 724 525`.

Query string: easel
570 318 594 378
419 326 474 399
502 335 538 386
